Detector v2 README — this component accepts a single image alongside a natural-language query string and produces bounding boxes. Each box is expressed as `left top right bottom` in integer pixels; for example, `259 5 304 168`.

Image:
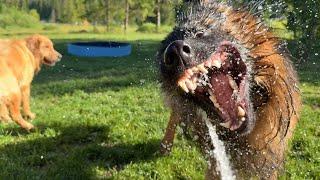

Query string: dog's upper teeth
187 69 194 76
240 117 246 122
192 76 198 83
238 106 246 117
204 60 212 68
192 67 199 73
212 60 222 69
198 64 208 74
185 79 197 92
178 80 189 93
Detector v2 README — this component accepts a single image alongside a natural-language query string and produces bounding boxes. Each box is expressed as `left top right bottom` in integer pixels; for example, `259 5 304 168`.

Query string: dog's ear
25 35 41 55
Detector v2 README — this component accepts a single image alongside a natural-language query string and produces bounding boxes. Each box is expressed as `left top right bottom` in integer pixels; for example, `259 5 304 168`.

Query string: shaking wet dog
158 1 301 179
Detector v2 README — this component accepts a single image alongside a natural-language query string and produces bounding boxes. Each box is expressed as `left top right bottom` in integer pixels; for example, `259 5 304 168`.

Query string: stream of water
202 111 236 180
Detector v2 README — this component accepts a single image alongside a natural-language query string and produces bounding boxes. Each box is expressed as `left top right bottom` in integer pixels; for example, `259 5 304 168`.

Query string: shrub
43 24 58 31
137 23 173 33
137 23 157 33
0 6 41 29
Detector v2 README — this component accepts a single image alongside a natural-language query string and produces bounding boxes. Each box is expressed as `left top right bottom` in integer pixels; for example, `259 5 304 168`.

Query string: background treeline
0 0 319 57
0 0 181 32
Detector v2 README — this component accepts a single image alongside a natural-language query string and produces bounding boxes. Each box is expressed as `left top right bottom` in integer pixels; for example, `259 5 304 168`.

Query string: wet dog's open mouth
177 41 248 131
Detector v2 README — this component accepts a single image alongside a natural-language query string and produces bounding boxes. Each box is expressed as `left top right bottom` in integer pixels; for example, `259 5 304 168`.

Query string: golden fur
0 34 61 130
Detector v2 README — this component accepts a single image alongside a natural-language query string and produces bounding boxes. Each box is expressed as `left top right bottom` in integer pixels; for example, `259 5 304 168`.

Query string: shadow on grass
31 39 320 97
0 124 161 179
32 39 160 96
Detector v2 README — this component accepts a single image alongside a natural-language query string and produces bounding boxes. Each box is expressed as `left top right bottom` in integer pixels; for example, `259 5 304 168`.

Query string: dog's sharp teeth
240 117 246 122
185 79 196 92
238 106 246 117
220 121 231 129
208 89 214 96
187 69 194 76
192 67 199 73
192 76 198 84
227 75 238 90
204 60 212 68
209 95 216 104
230 120 243 131
178 80 189 93
198 64 208 74
212 60 221 68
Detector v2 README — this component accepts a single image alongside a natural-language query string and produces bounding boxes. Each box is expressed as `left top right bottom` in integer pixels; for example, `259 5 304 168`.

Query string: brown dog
158 1 301 179
0 34 62 130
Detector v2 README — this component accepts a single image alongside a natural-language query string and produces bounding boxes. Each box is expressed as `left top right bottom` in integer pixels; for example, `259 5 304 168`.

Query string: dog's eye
195 31 204 38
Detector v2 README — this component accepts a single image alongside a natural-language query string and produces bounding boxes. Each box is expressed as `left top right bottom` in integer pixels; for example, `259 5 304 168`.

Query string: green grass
0 27 319 179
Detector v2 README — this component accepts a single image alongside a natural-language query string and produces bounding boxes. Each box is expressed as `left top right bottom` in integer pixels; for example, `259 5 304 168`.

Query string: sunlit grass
0 27 318 179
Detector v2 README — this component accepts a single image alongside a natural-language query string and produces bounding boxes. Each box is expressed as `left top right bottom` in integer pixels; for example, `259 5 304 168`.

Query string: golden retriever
0 34 62 130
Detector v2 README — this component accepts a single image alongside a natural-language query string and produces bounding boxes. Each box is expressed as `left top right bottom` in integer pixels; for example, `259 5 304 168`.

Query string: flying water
200 110 236 180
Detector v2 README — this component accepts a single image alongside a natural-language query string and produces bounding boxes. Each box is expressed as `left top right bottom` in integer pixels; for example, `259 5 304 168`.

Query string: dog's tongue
210 72 238 123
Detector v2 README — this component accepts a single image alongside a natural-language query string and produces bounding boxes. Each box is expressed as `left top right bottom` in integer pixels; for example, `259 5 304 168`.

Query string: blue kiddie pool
67 42 131 57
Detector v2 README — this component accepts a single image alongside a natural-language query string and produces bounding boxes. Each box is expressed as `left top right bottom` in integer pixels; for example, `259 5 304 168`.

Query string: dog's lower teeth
220 121 231 128
230 121 244 131
238 106 246 117
228 75 238 90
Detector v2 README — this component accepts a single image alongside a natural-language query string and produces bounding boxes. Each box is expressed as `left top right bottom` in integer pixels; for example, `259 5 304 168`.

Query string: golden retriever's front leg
8 92 34 131
160 111 181 155
21 85 36 120
0 103 11 123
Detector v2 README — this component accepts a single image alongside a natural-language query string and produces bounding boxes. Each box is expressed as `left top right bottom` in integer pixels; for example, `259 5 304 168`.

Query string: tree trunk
105 0 109 31
156 0 161 31
124 0 129 32
50 8 56 23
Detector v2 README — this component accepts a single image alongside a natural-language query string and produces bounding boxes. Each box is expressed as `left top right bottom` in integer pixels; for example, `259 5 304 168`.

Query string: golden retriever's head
26 34 62 66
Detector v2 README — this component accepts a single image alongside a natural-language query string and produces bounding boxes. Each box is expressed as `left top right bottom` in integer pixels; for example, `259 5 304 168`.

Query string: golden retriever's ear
25 35 41 55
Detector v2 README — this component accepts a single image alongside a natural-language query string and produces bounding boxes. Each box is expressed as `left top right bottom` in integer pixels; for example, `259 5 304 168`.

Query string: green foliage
0 6 41 29
42 24 58 31
137 23 157 33
1 0 182 30
137 23 172 33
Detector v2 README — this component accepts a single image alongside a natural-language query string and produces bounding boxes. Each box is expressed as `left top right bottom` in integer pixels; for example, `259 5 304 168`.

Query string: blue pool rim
67 42 131 57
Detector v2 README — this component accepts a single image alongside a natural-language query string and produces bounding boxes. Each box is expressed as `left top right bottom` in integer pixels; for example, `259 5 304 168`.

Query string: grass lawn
0 28 319 179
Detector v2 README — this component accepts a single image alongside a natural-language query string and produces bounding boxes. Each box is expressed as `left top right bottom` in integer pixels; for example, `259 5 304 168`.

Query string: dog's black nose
57 53 63 60
164 40 193 67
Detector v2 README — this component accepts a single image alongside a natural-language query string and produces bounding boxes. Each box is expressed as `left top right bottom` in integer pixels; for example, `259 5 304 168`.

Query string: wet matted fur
157 1 301 179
